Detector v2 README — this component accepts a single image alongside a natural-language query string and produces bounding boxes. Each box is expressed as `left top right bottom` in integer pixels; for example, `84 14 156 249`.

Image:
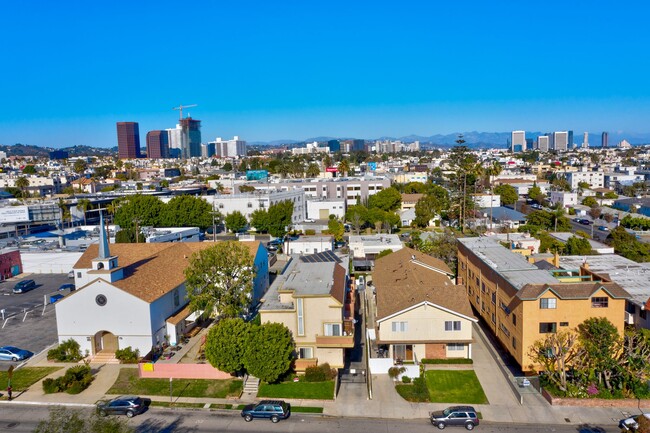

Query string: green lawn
0 367 61 392
424 370 488 404
258 380 335 400
107 368 242 398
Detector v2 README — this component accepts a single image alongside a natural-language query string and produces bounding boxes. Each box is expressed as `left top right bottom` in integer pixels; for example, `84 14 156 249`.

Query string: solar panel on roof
299 250 341 263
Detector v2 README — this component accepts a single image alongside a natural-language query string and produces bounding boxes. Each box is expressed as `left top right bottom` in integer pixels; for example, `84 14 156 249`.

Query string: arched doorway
94 331 118 354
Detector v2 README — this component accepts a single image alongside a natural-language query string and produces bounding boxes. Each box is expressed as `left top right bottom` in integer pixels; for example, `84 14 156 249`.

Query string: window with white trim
391 321 408 332
444 321 461 331
539 298 557 309
324 323 341 336
297 298 304 336
298 347 313 359
447 343 464 351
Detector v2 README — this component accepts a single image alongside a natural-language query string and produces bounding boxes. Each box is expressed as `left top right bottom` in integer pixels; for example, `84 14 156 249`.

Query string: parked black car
430 406 479 430
12 279 36 294
96 395 150 418
241 400 291 423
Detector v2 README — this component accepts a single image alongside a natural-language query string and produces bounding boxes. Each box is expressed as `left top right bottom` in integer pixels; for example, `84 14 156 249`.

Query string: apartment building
457 237 629 371
564 170 605 190
259 253 353 370
206 189 306 226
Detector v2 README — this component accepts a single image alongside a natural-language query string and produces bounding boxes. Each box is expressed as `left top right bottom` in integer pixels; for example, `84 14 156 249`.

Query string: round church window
96 294 107 306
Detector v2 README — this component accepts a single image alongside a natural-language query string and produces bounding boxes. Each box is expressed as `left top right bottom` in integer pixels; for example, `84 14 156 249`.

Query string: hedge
421 358 473 365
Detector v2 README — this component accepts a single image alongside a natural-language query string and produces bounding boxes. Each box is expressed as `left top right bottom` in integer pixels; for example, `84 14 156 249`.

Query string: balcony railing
315 332 354 348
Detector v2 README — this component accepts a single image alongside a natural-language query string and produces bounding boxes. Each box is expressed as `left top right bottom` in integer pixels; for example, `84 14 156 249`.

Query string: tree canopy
184 241 256 318
225 211 248 233
113 195 166 229
368 187 402 212
204 318 251 374
243 322 295 383
564 236 592 255
413 185 449 227
160 195 213 229
493 184 518 205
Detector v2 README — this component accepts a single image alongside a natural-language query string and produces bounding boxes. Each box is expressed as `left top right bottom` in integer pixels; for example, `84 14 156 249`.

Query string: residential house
259 252 353 370
372 248 477 365
286 235 334 255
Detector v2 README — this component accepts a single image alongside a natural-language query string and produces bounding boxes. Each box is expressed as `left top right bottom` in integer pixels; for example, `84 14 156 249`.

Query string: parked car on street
430 406 479 430
0 346 34 362
241 400 291 423
12 279 36 294
96 396 150 418
619 413 650 431
597 226 609 232
579 219 592 225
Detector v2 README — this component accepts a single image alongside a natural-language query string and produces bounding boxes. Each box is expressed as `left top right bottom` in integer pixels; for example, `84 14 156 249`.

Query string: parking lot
0 274 70 370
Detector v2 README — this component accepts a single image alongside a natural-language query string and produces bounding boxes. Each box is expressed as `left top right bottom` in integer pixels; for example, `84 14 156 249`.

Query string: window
641 309 648 320
77 272 82 278
297 298 304 336
512 337 517 349
445 321 461 331
591 297 609 308
447 343 464 351
481 282 485 292
499 323 510 337
512 314 517 326
173 289 179 307
391 321 408 332
491 292 496 304
247 202 253 208
540 298 557 309
324 323 341 336
539 322 557 333
298 347 312 359
491 313 495 324
560 322 569 327
218 203 224 209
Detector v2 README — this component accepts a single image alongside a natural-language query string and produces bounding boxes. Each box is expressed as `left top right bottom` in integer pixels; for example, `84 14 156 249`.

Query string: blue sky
1 1 649 147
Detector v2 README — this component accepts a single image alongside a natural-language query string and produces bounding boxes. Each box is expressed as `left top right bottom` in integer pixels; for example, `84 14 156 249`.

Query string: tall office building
582 132 589 148
552 131 569 151
567 130 574 149
602 132 609 148
537 135 550 152
342 139 365 152
179 117 202 158
146 130 170 159
525 138 533 151
511 130 526 152
116 122 142 159
212 136 247 157
327 139 341 153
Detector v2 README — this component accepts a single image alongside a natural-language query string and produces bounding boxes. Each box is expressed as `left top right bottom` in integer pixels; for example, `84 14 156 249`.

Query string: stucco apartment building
259 252 353 370
457 237 629 371
373 248 477 363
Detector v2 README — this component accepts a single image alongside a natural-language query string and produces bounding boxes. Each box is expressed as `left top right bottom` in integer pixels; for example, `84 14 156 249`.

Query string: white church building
55 217 268 358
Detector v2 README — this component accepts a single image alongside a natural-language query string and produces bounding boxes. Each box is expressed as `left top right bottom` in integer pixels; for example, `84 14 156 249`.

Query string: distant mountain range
0 143 116 158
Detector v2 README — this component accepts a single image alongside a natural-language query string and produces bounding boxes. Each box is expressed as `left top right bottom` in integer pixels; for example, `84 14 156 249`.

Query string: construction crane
172 104 197 120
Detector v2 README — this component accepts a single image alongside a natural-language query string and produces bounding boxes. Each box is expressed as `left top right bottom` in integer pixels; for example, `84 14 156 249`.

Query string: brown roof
330 263 347 304
373 247 474 320
517 282 630 301
74 241 262 303
401 193 424 203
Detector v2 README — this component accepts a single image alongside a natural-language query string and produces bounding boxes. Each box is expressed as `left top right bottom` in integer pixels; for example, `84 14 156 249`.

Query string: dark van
13 279 36 294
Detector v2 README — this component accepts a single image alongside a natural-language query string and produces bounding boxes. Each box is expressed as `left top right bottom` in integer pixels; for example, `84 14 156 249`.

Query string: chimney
553 251 560 268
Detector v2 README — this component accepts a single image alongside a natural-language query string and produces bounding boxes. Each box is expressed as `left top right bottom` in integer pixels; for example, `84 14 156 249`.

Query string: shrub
115 346 140 364
388 366 406 380
401 375 411 383
304 363 336 382
304 229 316 235
47 339 83 362
42 365 94 394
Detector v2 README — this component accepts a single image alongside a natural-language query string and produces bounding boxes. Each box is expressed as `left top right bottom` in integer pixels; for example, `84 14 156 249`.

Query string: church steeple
98 213 110 260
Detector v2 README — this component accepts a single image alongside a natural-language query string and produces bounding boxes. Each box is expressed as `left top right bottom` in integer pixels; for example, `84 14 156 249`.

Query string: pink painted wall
138 363 233 380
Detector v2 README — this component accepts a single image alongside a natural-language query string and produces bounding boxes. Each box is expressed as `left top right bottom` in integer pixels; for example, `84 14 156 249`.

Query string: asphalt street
0 405 619 433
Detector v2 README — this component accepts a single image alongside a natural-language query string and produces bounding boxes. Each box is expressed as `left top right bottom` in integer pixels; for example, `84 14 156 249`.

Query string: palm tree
15 176 30 198
306 163 320 178
77 198 92 225
338 159 350 177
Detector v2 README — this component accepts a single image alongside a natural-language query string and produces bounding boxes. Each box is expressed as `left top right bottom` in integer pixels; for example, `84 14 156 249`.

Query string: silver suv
430 406 479 430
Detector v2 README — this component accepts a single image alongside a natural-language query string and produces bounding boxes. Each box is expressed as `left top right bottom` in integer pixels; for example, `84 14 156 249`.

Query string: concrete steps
85 351 120 365
243 375 260 395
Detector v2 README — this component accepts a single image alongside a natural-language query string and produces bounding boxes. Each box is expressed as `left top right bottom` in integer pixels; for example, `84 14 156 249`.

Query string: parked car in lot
58 283 76 291
12 279 36 294
597 226 609 232
96 396 150 418
430 406 479 430
241 400 291 423
619 413 650 431
0 346 34 362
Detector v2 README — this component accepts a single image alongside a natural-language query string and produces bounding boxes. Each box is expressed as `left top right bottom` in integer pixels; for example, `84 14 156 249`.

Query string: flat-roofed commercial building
457 237 629 371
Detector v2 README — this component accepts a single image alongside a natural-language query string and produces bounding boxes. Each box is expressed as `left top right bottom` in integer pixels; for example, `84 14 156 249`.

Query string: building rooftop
349 234 401 247
559 255 650 308
548 232 613 251
458 237 559 290
480 207 527 222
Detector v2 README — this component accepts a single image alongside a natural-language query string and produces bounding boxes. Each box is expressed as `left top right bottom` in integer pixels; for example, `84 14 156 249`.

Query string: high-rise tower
601 132 609 148
146 130 170 159
511 131 526 153
179 117 202 158
116 122 142 159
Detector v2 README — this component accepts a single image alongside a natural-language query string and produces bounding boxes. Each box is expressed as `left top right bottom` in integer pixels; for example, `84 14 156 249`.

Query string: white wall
22 252 83 274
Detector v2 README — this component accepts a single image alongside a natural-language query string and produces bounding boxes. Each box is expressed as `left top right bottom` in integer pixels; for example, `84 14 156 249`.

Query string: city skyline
2 1 650 148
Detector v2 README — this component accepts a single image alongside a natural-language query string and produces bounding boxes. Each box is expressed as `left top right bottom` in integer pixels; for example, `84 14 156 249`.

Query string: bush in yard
243 322 294 383
388 366 406 380
402 375 411 383
115 347 140 364
47 338 83 362
304 363 336 382
42 365 94 394
205 318 251 374
304 229 316 235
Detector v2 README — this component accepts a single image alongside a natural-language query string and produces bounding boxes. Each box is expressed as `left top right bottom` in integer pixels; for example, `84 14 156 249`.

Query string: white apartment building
306 198 346 220
0 175 63 195
291 142 329 155
537 135 550 152
511 130 526 153
207 189 306 227
212 136 247 158
286 235 334 254
472 194 501 208
551 131 569 152
564 170 605 190
392 172 428 184
349 234 403 259
549 191 578 208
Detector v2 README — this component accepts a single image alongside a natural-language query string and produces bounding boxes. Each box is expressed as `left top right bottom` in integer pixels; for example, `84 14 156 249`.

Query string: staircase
85 351 120 365
243 375 260 396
